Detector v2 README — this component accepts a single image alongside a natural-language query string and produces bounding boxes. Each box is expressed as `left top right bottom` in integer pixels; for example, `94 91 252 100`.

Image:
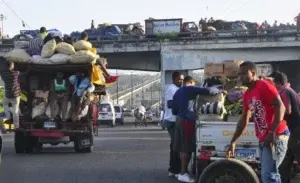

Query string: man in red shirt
227 61 289 183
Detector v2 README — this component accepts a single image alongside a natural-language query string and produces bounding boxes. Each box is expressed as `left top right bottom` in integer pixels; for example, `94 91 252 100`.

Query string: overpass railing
110 78 159 99
0 27 299 48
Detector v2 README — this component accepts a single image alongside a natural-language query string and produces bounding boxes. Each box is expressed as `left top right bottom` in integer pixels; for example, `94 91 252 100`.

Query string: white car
98 100 116 127
114 105 124 125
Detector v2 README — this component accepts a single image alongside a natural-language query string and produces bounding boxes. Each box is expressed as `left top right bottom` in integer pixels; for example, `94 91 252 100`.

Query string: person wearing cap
49 72 69 122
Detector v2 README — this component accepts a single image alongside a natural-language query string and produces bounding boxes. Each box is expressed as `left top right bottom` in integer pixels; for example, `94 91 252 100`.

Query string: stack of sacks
195 92 227 121
32 39 74 64
70 40 98 64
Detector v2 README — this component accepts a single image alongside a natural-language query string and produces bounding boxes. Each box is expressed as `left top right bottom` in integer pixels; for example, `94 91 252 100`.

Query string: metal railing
0 27 299 48
110 78 160 99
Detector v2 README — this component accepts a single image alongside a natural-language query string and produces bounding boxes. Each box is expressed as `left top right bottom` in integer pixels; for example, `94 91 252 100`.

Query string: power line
1 0 31 28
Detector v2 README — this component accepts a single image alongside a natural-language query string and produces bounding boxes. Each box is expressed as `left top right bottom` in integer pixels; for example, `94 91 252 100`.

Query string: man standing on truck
164 71 184 177
0 58 21 129
173 76 220 183
269 71 300 183
226 61 289 183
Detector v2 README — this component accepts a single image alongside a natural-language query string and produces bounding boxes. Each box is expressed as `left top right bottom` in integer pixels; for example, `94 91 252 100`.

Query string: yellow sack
70 50 97 64
73 40 92 51
88 48 97 55
56 42 76 55
5 49 30 63
41 39 56 58
91 64 106 85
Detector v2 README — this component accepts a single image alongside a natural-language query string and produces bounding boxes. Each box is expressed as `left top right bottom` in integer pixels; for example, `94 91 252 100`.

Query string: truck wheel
74 133 93 153
198 159 259 183
14 131 26 154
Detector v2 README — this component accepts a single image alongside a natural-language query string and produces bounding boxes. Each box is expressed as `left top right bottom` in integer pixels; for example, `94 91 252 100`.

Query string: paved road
1 125 299 183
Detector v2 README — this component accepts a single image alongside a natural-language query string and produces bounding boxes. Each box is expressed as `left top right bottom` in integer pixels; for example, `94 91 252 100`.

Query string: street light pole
130 71 133 108
0 14 6 39
116 69 119 104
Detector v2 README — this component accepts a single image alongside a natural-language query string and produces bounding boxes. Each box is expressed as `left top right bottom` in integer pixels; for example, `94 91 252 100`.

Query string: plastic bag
70 50 97 64
91 64 106 85
32 102 46 119
30 55 52 64
5 49 30 63
73 40 92 51
56 42 76 55
49 53 71 64
41 39 56 58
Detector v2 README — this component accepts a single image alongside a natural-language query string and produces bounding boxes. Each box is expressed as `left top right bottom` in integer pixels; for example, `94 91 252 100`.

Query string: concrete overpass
1 28 300 89
111 79 160 107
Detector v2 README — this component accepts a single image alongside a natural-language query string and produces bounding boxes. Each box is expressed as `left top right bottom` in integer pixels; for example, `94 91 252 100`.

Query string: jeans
165 120 181 174
2 96 20 128
260 135 289 183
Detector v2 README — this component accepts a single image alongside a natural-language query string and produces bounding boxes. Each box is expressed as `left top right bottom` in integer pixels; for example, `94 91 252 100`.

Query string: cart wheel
198 159 259 183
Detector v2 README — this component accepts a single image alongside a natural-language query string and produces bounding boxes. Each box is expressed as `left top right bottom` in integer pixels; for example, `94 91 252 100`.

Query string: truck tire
14 131 26 154
198 159 259 183
74 133 93 153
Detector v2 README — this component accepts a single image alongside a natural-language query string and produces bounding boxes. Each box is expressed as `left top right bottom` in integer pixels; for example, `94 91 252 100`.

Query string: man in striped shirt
0 57 21 128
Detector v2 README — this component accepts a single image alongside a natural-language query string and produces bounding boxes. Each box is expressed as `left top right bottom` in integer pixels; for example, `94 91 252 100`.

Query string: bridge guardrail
0 27 299 48
111 78 159 99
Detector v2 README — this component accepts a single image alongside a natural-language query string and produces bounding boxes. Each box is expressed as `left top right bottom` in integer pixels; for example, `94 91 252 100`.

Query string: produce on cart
195 61 274 182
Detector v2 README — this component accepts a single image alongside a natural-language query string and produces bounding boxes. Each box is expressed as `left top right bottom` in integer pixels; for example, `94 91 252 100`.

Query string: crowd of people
163 62 300 183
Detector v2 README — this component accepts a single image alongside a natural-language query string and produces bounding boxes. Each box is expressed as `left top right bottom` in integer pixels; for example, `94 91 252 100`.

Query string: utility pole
130 71 133 108
0 14 6 40
116 69 119 104
142 76 144 106
150 82 153 107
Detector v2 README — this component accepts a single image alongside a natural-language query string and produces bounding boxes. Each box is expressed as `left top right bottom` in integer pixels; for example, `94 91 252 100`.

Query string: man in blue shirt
173 76 220 183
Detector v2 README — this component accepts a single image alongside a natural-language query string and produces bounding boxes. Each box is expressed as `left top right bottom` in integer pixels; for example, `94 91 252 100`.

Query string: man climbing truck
13 63 97 153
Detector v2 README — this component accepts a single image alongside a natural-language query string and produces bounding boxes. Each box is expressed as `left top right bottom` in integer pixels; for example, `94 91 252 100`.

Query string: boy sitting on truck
49 72 69 122
69 72 95 121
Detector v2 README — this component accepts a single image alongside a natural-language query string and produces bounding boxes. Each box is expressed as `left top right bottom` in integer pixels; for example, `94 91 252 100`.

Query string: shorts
173 116 196 153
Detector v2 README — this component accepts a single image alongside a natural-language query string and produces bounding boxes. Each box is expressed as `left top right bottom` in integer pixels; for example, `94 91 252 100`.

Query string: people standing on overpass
172 76 220 183
269 71 300 183
226 61 289 183
295 13 300 32
163 71 184 178
0 58 21 129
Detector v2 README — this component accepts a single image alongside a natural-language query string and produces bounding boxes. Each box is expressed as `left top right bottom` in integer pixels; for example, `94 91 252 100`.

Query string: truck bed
196 120 259 163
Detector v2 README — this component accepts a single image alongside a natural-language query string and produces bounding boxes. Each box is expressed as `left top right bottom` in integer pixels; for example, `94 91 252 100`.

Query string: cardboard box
204 63 224 77
223 60 244 77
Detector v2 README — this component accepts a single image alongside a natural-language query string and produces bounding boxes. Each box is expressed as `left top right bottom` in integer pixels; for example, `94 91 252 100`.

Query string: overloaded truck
144 18 199 37
13 63 96 154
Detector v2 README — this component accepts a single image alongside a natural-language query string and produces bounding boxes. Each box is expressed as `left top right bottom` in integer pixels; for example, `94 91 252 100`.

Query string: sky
0 0 299 36
0 0 299 74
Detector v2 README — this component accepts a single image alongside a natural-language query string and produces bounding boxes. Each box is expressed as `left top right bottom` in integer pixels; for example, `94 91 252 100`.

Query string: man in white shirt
164 71 184 177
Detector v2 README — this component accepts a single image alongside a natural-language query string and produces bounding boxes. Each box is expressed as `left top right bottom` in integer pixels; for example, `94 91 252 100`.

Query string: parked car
145 111 153 121
98 100 116 127
124 110 134 117
114 105 124 125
